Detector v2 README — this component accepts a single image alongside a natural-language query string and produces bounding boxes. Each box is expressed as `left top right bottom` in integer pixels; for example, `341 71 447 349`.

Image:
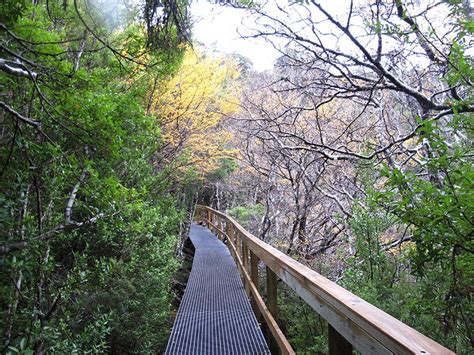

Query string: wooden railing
195 205 454 355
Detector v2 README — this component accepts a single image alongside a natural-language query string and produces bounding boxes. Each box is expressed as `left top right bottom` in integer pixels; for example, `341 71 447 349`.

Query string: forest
0 0 472 354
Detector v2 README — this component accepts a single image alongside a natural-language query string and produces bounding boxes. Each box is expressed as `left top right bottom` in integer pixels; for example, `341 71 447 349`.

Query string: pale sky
190 1 367 72
189 0 455 72
190 1 280 71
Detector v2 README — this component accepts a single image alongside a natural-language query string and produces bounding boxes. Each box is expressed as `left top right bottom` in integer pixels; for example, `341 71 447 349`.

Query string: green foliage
206 158 238 181
347 206 393 283
228 204 264 229
0 0 29 24
0 2 192 353
378 120 473 273
342 162 473 353
144 0 190 51
278 283 328 354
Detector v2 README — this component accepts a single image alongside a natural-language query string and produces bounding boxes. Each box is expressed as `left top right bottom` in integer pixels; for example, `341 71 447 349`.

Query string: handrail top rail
196 205 454 355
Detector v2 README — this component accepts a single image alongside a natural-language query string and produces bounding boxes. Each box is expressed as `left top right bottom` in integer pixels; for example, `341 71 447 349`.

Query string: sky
118 0 457 72
190 1 280 71
94 0 282 70
190 0 458 73
189 1 364 72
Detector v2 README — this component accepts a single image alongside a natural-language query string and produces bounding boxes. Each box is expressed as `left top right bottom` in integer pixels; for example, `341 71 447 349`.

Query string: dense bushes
0 1 190 353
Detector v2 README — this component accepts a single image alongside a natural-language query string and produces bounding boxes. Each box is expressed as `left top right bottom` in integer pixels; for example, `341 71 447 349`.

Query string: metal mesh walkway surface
165 224 270 354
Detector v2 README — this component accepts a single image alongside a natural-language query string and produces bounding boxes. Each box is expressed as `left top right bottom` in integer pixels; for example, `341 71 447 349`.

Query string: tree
0 1 194 352
219 0 472 351
150 48 240 177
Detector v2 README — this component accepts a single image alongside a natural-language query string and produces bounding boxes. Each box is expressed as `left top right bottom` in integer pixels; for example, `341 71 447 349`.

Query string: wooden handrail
195 205 455 355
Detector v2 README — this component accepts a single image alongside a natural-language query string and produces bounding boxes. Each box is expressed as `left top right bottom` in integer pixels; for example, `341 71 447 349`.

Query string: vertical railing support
225 220 232 246
236 232 242 258
266 266 279 354
266 267 278 319
250 251 261 320
328 324 352 355
242 243 250 296
220 219 224 240
216 216 221 239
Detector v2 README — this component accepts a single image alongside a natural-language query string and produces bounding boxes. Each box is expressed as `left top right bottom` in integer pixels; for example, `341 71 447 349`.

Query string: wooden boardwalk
165 224 270 354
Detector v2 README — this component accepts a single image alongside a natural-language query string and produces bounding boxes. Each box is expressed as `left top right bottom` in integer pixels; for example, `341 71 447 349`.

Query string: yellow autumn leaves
150 49 240 177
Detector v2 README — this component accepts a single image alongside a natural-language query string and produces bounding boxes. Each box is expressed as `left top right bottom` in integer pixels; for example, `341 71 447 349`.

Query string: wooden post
250 251 261 320
225 221 232 246
218 218 223 239
266 266 279 354
242 243 250 296
207 210 211 229
236 232 242 258
328 324 353 355
266 267 277 318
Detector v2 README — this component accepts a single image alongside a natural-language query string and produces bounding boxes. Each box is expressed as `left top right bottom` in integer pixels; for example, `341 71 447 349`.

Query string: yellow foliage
152 48 240 176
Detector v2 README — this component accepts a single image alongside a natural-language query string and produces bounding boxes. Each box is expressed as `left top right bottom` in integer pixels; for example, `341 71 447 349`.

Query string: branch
0 101 42 127
64 170 88 224
0 213 108 255
309 1 447 111
0 58 37 79
382 235 413 251
394 0 438 62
